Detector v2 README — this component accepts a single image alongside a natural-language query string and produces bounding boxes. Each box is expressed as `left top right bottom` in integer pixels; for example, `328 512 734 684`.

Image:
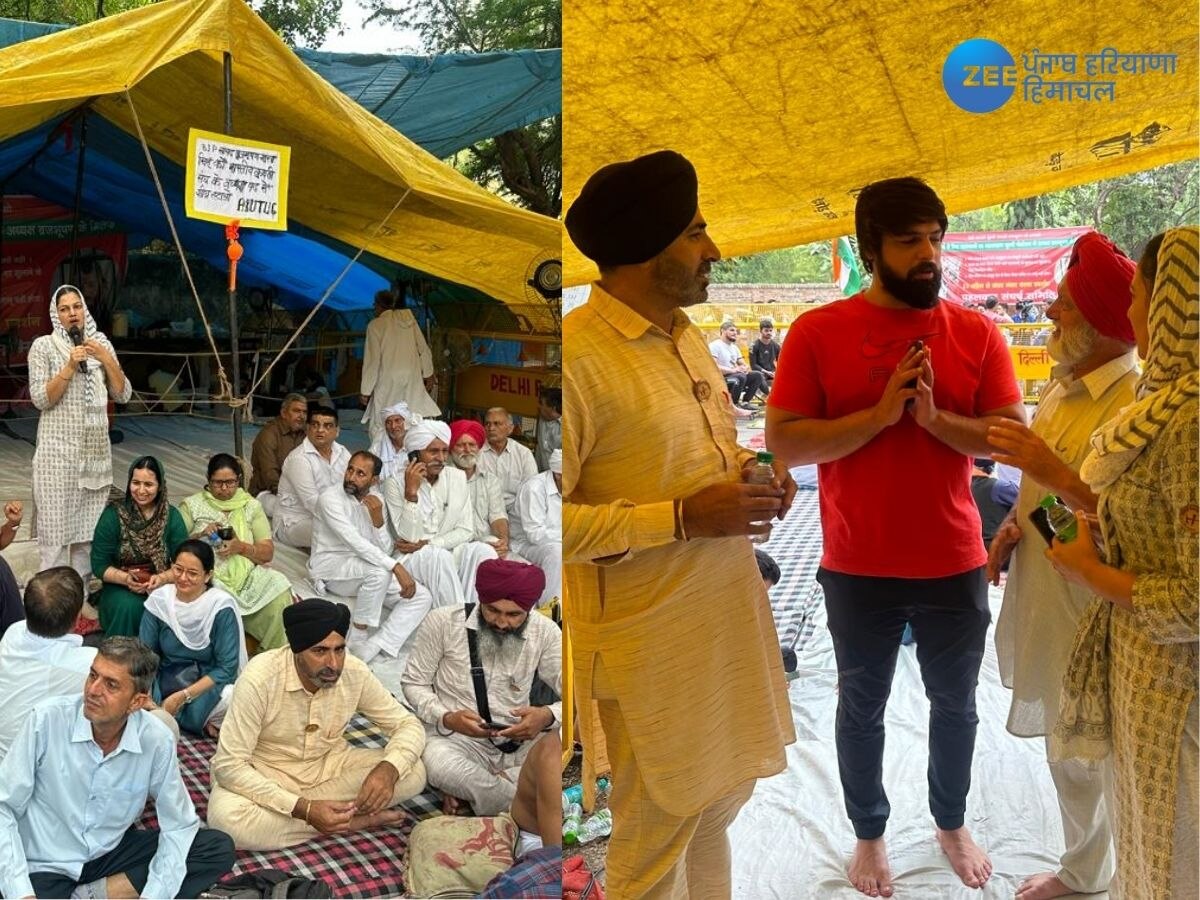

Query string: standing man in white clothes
988 231 1139 900
383 419 498 604
477 407 538 513
360 290 439 443
509 449 562 609
308 452 433 664
274 406 351 548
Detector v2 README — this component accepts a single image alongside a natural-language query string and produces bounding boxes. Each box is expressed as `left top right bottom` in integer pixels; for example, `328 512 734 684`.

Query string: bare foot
204 723 220 740
1016 872 1075 899
348 808 405 830
442 794 465 816
848 838 894 897
936 826 992 889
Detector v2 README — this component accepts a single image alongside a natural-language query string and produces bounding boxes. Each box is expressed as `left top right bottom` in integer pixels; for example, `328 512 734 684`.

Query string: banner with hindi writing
185 129 291 230
0 195 127 369
941 226 1092 306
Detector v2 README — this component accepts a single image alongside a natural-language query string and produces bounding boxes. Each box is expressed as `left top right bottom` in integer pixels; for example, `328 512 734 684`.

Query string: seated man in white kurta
273 406 351 549
477 407 538 514
307 452 433 664
507 450 562 609
383 420 498 605
369 401 413 482
402 559 560 817
450 419 514 558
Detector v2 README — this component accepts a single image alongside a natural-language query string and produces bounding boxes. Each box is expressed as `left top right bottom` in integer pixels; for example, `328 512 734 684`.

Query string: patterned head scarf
49 285 111 489
1081 226 1199 490
112 456 172 573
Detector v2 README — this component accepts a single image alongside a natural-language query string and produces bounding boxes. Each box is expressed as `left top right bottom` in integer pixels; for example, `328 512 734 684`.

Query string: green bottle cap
1038 494 1058 509
757 450 774 463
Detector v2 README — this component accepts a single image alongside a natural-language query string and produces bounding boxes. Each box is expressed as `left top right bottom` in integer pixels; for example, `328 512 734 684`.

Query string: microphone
68 326 87 374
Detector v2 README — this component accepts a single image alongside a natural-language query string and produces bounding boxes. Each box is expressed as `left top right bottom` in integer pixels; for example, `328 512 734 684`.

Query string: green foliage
951 161 1198 256
711 242 832 284
366 0 561 215
364 0 559 53
0 0 344 47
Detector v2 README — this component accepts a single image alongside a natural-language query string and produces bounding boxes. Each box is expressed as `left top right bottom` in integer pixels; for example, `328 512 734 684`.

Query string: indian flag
832 236 863 296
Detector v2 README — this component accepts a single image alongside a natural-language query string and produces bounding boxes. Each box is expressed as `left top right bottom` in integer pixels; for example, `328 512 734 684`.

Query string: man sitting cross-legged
383 418 498 604
0 636 234 899
208 598 427 850
402 559 561 817
307 451 435 665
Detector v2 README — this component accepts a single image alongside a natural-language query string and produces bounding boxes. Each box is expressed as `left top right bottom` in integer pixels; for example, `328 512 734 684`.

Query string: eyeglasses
209 478 239 488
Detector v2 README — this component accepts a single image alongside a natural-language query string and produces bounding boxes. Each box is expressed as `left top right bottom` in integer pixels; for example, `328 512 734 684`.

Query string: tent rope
235 188 411 409
123 88 232 403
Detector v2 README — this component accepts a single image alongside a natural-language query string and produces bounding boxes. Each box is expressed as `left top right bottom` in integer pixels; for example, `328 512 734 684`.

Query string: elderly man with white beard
987 231 1140 900
369 402 414 482
448 419 512 556
401 558 561 817
382 418 499 604
307 451 434 664
508 449 562 610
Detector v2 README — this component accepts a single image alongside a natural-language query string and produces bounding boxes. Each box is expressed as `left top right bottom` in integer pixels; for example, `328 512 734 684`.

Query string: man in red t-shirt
766 177 1025 898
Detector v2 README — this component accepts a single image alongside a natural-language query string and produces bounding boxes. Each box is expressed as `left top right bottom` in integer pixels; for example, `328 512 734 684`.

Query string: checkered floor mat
137 715 442 898
757 485 825 654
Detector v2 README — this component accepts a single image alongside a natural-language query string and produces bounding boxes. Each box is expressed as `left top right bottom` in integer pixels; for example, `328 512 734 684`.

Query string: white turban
403 419 452 453
549 449 562 474
382 402 412 423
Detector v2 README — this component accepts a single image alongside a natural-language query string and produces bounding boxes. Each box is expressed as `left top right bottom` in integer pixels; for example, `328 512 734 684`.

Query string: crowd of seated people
0 380 563 894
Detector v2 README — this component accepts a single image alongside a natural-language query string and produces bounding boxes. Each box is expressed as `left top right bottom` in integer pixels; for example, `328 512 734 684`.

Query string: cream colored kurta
563 284 794 818
360 309 439 441
210 646 425 816
996 352 1138 736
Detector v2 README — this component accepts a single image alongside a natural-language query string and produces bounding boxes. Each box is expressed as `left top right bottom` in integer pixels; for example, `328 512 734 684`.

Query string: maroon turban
476 559 545 611
450 418 486 450
1064 232 1137 343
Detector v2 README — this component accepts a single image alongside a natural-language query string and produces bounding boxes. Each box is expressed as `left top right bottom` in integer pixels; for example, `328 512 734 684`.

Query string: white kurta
274 439 351 546
382 468 498 603
509 470 562 608
463 469 507 541
29 333 131 547
534 416 561 473
995 352 1139 735
477 439 538 512
360 310 439 441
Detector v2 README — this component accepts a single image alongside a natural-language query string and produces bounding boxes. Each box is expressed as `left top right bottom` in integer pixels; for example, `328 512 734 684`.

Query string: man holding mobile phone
986 231 1139 900
767 177 1025 897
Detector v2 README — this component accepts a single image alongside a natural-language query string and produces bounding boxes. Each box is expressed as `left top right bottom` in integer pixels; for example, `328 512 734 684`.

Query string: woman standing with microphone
28 284 131 577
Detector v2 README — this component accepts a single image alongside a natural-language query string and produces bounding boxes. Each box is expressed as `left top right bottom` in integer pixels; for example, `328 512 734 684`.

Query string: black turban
565 150 698 267
283 598 351 654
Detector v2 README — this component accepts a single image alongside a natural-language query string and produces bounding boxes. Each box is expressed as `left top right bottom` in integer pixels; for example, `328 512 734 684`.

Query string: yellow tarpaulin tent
0 0 561 308
563 0 1198 284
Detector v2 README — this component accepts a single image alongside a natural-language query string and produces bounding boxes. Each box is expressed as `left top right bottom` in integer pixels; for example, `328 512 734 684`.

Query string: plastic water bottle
562 776 611 808
205 531 222 548
562 802 583 845
748 450 775 544
1038 495 1078 542
577 808 613 845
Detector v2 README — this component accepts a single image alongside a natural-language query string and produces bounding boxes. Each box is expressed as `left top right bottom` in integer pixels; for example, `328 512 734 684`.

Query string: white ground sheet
730 587 1112 900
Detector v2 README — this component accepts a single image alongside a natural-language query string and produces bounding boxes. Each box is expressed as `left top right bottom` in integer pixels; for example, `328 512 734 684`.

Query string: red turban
450 418 486 450
476 559 545 611
1064 232 1136 343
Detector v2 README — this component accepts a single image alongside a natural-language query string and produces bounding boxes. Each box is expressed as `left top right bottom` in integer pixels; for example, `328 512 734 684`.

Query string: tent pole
224 52 243 459
68 112 89 286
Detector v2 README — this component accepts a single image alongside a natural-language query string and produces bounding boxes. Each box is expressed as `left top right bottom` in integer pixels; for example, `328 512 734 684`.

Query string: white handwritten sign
185 129 291 230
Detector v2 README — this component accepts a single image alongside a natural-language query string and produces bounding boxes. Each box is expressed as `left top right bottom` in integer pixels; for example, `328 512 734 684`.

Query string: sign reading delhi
185 129 291 230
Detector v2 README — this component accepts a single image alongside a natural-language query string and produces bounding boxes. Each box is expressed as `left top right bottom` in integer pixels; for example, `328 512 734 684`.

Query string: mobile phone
408 450 421 463
484 720 510 732
1027 506 1058 547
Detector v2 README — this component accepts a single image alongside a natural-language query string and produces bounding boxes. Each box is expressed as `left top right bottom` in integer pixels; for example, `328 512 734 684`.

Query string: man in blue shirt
0 636 234 899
